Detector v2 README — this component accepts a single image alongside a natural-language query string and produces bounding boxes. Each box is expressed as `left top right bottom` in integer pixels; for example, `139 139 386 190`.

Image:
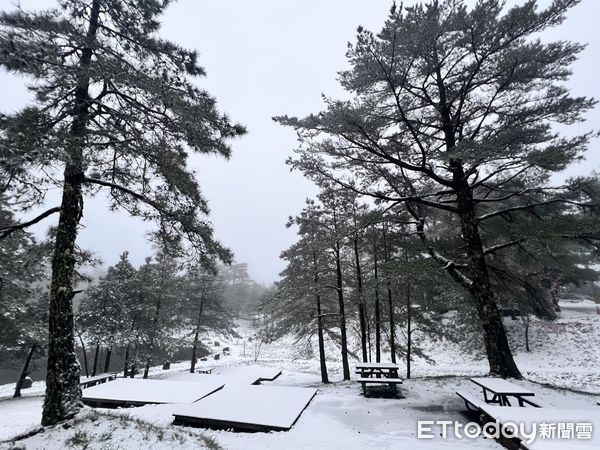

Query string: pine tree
0 198 49 397
0 1 244 424
276 0 599 378
0 197 47 350
181 266 235 373
77 251 137 374
280 200 334 383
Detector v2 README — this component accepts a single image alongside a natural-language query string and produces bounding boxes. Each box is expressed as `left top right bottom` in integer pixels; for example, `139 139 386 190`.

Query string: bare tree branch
0 207 60 240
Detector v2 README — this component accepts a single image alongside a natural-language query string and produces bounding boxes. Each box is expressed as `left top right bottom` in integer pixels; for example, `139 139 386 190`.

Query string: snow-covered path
0 396 42 441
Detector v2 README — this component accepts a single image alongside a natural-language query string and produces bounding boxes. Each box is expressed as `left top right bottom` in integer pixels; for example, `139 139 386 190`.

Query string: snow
355 377 403 383
0 396 42 441
213 365 282 381
174 385 317 431
156 371 263 386
152 364 282 386
479 404 600 450
1 408 221 450
79 373 117 384
355 362 400 370
470 377 535 395
82 378 224 405
0 380 45 400
195 376 501 449
1 301 599 449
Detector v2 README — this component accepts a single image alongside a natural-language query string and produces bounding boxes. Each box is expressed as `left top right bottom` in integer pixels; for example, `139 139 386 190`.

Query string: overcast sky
1 0 599 284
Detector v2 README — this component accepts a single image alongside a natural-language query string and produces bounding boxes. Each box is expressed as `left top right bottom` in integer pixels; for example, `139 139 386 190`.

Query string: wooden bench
197 367 215 374
456 390 488 412
356 377 403 396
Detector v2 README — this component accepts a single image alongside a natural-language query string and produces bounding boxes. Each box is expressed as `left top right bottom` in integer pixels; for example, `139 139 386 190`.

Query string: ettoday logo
417 420 593 444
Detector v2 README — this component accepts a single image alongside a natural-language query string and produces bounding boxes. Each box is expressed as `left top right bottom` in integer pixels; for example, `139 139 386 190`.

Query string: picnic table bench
197 367 215 374
456 390 489 413
355 362 402 396
456 377 540 412
79 373 118 389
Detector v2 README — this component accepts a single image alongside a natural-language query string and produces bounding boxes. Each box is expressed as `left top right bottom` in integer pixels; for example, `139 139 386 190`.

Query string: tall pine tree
0 0 244 424
277 0 598 378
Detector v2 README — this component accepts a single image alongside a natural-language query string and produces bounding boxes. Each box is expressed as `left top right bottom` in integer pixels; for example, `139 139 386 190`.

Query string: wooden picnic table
355 362 400 379
470 377 537 407
355 362 402 396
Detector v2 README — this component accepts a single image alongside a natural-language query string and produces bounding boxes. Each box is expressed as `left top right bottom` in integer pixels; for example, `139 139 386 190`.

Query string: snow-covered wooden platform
156 365 282 385
159 371 261 386
79 373 118 389
82 378 224 407
173 385 317 432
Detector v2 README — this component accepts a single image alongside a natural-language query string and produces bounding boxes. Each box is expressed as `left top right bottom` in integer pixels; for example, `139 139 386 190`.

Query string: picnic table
355 362 402 396
470 377 538 407
479 405 600 449
355 362 400 379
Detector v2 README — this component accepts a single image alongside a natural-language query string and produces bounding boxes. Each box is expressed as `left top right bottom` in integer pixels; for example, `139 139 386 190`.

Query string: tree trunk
42 0 101 426
383 225 396 364
406 279 411 380
524 314 531 352
373 235 381 363
144 295 162 379
190 293 205 373
14 345 36 398
43 160 85 424
366 311 372 363
353 237 368 363
77 334 89 378
313 252 329 384
103 347 112 373
123 344 130 378
130 343 138 378
453 167 522 379
91 344 100 377
334 242 351 381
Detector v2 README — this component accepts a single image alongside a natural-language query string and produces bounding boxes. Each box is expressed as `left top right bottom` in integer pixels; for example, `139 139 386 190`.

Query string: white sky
1 0 599 284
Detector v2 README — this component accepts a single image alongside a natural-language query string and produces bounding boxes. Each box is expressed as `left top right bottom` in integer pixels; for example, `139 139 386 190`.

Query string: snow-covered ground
1 300 599 449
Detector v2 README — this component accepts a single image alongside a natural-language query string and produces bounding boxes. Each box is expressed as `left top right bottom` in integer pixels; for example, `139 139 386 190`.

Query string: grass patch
5 409 223 450
65 430 91 449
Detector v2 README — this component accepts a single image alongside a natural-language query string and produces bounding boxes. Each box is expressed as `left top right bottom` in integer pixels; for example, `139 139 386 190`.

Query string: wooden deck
82 378 224 408
173 385 317 432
